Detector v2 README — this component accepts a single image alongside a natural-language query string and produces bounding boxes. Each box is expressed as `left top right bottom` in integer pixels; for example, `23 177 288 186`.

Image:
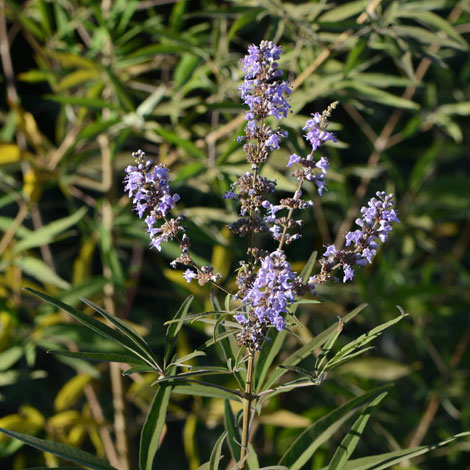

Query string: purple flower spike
124 149 184 252
235 250 302 348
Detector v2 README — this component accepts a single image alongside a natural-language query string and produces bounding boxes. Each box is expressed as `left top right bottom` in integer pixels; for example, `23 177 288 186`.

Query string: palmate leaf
278 385 392 470
139 384 172 470
0 428 117 470
24 288 156 368
320 432 470 470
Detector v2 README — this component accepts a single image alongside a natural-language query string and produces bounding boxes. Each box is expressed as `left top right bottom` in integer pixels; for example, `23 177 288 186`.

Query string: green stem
240 349 255 469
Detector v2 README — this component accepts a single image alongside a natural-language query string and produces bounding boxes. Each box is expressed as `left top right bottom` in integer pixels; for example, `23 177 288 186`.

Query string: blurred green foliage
0 0 469 468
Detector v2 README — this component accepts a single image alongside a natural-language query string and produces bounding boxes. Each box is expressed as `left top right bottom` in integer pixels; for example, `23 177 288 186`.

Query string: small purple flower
324 245 337 257
265 133 280 150
345 230 363 247
183 269 197 283
316 157 330 174
343 264 354 283
303 113 336 152
287 153 302 167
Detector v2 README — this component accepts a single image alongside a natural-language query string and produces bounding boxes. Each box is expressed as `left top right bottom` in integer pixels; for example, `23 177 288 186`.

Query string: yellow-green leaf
54 374 92 412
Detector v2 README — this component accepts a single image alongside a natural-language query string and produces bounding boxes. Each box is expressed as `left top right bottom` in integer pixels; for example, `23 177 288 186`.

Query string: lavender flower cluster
287 103 337 197
238 40 291 154
123 150 221 287
313 192 400 285
124 41 399 351
235 250 305 348
124 149 182 252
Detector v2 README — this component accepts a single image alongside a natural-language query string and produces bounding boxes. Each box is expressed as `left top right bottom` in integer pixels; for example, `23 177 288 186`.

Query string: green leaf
436 102 470 116
263 304 367 391
0 346 24 371
136 86 167 117
173 162 206 183
393 10 468 48
12 207 87 254
327 392 388 470
48 349 146 364
278 385 392 470
392 25 467 50
45 95 119 110
155 128 205 159
331 313 407 362
334 358 412 381
315 318 343 374
164 296 194 366
175 54 201 89
77 118 120 141
195 463 210 470
318 0 368 22
247 443 260 470
139 384 172 470
168 382 241 402
104 67 134 112
57 69 98 91
209 431 227 470
157 367 231 382
129 44 192 59
257 467 289 470
292 299 321 305
227 8 264 42
338 81 420 110
24 288 154 367
80 298 159 369
0 428 117 470
322 432 470 470
15 257 70 289
123 365 156 375
224 400 241 461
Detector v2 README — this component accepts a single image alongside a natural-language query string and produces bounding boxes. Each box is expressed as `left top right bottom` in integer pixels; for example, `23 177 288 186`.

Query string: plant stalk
240 349 255 469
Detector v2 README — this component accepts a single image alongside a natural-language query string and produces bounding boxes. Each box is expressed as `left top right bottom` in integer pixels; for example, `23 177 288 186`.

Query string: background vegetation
0 0 469 469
